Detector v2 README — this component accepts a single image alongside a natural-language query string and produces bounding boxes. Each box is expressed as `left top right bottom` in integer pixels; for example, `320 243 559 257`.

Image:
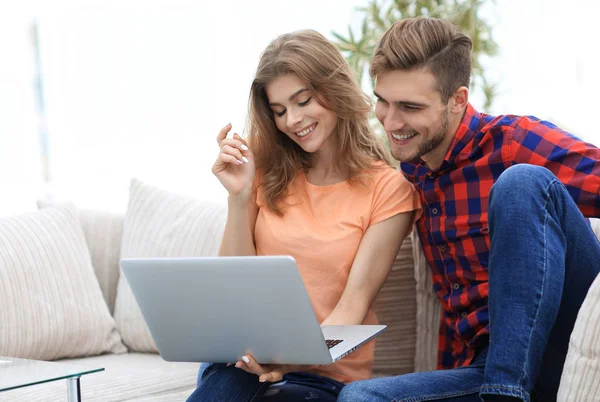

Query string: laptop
120 255 386 365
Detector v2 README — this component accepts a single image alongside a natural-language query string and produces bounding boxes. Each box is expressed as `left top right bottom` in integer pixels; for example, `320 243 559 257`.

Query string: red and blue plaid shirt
401 103 600 370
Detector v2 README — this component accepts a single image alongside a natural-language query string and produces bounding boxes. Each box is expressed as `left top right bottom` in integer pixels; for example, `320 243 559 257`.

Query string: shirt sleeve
508 116 600 217
370 168 422 226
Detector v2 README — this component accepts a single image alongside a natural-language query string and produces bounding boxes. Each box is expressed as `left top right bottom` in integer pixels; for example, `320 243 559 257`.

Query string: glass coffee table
0 356 104 402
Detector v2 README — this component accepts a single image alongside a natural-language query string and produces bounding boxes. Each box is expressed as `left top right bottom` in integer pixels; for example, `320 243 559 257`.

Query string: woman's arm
219 195 259 256
322 210 415 325
211 124 259 256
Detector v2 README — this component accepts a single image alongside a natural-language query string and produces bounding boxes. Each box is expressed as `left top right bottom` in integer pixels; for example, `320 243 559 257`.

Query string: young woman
186 30 421 402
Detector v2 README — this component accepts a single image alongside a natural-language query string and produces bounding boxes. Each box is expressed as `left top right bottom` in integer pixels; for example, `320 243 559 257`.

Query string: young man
337 17 600 402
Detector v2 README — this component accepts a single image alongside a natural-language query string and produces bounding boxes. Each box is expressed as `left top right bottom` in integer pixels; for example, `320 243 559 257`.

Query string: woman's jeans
337 165 600 402
187 362 344 401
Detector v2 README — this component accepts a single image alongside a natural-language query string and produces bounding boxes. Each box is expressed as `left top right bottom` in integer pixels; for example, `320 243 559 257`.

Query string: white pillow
0 204 126 360
557 219 600 400
113 179 227 352
38 200 125 315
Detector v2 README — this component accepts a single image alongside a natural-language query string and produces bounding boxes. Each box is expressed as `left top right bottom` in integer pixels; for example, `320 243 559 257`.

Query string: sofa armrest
411 229 440 372
372 234 418 376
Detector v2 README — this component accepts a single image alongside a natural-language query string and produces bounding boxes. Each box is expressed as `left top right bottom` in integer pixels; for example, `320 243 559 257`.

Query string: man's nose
384 108 406 133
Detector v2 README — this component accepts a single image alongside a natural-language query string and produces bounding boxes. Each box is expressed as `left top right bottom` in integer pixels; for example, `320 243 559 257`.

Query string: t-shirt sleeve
369 168 422 226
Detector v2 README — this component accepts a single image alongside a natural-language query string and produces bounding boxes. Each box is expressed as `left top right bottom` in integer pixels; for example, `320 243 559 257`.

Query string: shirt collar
410 103 481 174
445 103 480 165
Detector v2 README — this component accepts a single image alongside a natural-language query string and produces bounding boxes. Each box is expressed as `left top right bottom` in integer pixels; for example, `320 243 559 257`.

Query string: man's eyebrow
269 88 309 107
373 91 428 108
373 91 385 102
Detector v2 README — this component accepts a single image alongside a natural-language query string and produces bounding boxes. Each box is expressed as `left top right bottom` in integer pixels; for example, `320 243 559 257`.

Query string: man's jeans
338 164 600 402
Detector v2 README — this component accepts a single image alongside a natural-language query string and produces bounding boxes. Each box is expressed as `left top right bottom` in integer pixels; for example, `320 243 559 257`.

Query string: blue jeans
338 165 600 402
186 362 344 401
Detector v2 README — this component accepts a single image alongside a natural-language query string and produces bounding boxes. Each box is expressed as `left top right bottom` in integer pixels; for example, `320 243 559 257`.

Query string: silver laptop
120 255 386 365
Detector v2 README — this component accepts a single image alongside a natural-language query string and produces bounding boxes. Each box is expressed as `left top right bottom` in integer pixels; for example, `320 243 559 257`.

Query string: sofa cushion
0 204 126 361
113 179 227 352
75 209 125 315
0 353 198 401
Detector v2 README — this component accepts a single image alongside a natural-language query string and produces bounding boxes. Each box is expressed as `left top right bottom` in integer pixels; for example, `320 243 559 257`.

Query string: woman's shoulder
356 160 415 197
363 160 405 180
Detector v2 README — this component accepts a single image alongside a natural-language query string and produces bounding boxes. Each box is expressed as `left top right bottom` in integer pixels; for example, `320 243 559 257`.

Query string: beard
391 107 450 163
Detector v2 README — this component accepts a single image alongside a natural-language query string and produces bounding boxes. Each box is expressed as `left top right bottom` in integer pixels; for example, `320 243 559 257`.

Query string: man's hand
234 354 311 383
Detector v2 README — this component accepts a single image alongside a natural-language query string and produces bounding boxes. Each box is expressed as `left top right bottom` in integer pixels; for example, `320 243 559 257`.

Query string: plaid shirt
401 103 600 370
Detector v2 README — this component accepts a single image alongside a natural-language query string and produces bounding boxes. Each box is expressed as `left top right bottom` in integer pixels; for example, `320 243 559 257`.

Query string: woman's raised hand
211 123 255 200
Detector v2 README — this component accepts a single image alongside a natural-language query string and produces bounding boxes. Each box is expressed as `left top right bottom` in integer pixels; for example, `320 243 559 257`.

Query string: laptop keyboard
326 339 344 349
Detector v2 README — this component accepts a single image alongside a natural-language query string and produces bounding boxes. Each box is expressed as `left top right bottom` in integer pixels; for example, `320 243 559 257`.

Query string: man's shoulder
477 111 526 135
477 110 564 139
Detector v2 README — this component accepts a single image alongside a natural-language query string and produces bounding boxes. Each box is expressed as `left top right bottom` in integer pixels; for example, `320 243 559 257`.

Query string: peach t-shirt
254 162 421 384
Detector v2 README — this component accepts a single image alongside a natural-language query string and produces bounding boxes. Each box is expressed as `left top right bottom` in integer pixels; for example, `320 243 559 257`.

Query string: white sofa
1 180 599 401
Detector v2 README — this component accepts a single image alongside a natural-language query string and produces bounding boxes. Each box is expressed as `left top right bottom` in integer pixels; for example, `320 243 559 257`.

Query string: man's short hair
371 17 473 101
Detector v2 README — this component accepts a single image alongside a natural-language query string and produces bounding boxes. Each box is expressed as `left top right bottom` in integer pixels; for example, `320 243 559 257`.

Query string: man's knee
492 164 556 197
338 380 381 402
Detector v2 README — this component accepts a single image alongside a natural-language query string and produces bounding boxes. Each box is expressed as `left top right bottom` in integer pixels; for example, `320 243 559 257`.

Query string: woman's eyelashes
273 97 313 117
298 96 312 107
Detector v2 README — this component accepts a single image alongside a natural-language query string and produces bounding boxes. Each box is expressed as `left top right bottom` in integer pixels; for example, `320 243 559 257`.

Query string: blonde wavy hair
247 29 394 215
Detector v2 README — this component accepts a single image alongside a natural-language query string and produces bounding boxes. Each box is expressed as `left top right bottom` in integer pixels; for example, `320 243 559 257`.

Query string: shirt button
440 245 447 252
427 172 435 179
453 283 460 290
461 312 468 318
431 208 439 215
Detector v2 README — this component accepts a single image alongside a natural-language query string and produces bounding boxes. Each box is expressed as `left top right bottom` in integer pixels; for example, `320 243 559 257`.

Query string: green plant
333 0 498 111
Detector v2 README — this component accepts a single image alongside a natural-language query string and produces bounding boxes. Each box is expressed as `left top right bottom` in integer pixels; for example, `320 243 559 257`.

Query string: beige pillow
558 273 600 402
557 219 600 401
0 204 126 360
38 200 125 315
114 179 228 352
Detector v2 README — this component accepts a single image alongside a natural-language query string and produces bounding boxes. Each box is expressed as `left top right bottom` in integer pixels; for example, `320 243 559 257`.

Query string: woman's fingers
233 133 250 149
259 370 283 383
216 123 232 146
216 152 244 166
240 355 264 374
233 355 285 383
220 137 250 155
235 355 272 378
220 144 249 164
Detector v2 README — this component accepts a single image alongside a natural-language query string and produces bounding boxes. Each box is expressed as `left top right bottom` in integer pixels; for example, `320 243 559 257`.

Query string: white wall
1 0 599 216
0 11 43 215
486 0 600 140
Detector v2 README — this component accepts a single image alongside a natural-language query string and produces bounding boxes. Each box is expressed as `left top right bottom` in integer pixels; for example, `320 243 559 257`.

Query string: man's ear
450 86 469 113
